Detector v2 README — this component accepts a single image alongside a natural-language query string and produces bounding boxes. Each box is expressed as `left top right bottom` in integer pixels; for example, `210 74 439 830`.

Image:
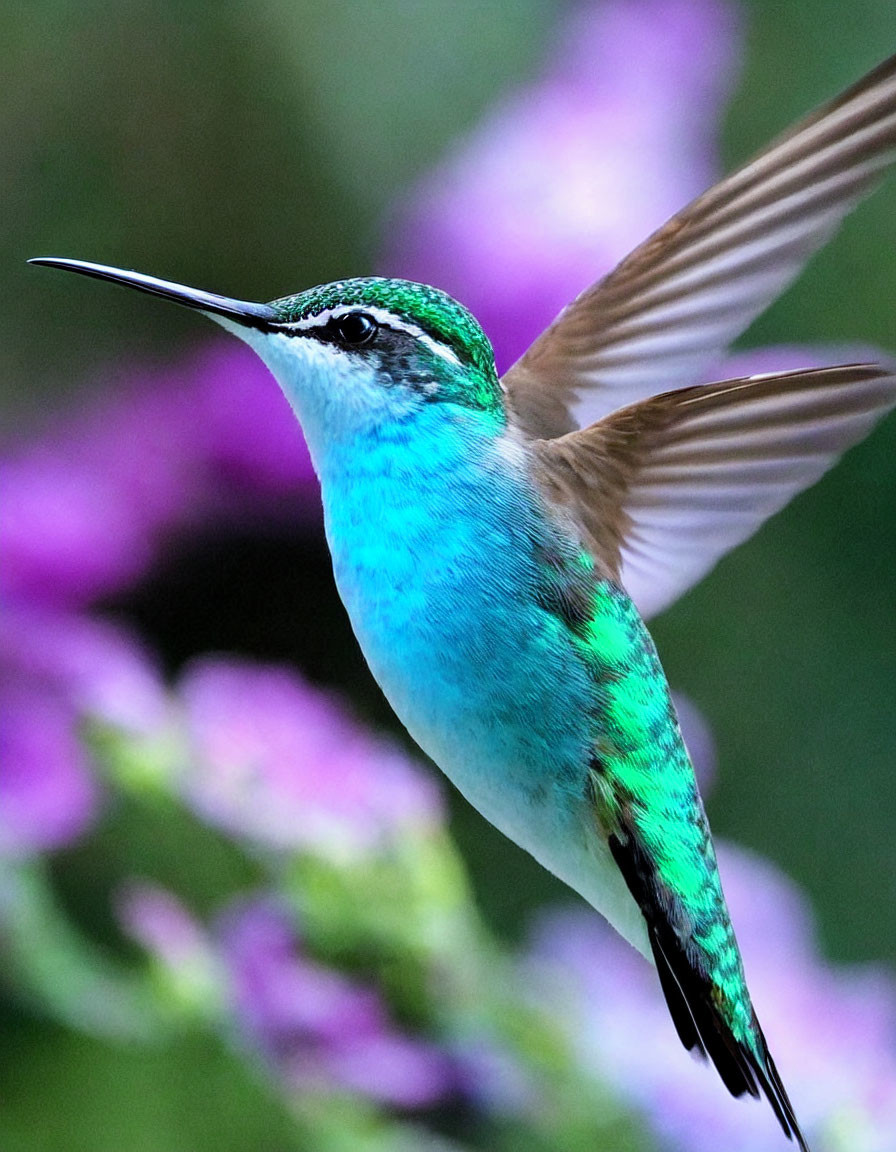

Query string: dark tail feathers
648 925 809 1151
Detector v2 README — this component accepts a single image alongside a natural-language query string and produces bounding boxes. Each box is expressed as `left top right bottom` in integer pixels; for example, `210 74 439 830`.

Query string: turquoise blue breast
315 405 597 822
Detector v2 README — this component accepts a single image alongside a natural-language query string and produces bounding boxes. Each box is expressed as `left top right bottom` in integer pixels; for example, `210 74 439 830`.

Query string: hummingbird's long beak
28 257 281 331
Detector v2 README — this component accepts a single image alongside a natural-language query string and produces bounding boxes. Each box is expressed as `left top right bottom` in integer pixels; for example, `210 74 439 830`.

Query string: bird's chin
202 310 254 343
210 322 381 467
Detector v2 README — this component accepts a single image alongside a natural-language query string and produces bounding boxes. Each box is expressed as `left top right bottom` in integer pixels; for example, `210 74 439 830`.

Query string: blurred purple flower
1 343 317 609
191 344 317 500
0 339 318 855
0 683 98 855
2 602 167 734
0 603 167 854
178 657 443 857
386 0 740 372
449 1034 537 1119
118 880 215 975
218 896 455 1108
528 843 896 1151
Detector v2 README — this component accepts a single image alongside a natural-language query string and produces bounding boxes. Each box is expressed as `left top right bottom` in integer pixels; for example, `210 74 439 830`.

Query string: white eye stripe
280 305 463 368
411 331 463 368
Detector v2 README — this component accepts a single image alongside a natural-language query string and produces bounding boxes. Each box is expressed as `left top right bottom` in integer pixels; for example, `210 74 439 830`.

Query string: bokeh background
3 1 895 1150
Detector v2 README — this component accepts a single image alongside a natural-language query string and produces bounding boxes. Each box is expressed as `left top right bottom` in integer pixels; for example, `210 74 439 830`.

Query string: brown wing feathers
532 365 896 614
504 55 896 439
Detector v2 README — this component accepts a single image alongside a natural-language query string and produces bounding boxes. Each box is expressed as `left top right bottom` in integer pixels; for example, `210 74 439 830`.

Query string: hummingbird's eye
332 311 377 347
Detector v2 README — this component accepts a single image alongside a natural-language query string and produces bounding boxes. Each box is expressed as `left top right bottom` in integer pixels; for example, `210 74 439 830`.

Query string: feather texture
532 364 896 618
504 54 896 439
606 825 807 1150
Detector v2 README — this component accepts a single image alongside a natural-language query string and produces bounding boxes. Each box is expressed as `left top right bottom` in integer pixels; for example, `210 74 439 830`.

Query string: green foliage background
3 2 895 1148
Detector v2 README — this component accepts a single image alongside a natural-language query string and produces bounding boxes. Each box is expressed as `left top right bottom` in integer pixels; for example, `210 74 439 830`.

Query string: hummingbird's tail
649 925 807 1149
583 584 810 1145
608 830 809 1150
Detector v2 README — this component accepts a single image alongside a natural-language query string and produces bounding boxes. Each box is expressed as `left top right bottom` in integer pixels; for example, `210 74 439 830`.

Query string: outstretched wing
532 363 896 619
503 55 896 440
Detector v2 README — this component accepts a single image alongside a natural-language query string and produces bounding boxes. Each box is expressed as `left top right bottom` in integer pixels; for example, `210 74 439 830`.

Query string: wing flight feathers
532 364 896 618
505 55 896 438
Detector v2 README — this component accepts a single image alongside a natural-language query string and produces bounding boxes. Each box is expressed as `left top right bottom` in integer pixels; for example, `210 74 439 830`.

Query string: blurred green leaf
0 859 157 1039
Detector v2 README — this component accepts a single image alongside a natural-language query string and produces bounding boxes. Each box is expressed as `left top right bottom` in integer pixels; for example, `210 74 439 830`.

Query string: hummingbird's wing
502 55 896 440
532 364 896 618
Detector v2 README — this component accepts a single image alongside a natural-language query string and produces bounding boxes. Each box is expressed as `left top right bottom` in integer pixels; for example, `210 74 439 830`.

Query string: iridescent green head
268 277 503 417
27 260 504 427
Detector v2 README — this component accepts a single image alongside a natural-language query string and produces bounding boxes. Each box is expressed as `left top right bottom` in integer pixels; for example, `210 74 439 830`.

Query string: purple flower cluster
1 343 318 855
177 657 443 856
0 603 164 853
1 343 316 611
218 896 454 1107
119 883 456 1108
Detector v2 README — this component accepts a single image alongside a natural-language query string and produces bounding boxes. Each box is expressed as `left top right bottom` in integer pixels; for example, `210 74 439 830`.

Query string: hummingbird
31 53 896 1150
